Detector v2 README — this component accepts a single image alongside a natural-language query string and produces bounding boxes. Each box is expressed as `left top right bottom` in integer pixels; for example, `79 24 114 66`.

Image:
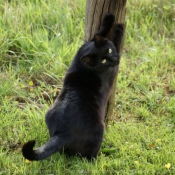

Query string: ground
0 0 175 174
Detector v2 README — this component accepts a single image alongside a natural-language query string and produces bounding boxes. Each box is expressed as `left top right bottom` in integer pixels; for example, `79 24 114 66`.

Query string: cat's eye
102 59 106 64
109 48 112 53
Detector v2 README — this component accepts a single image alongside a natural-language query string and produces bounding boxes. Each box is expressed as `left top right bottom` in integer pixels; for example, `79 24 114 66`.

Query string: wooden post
85 0 127 123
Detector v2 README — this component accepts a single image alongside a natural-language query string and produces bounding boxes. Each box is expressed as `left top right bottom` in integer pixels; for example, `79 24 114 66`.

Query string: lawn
0 0 175 174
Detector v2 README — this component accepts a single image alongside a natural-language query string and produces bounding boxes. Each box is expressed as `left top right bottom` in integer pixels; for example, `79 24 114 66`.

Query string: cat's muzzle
110 57 120 66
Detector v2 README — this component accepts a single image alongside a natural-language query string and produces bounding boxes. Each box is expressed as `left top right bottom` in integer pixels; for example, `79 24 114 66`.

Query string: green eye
109 48 112 53
102 59 106 63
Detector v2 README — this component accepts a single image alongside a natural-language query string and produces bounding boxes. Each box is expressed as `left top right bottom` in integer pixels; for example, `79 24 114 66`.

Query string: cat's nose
111 56 118 62
113 57 117 60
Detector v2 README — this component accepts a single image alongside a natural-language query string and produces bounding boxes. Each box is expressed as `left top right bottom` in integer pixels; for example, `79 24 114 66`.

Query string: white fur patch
102 59 106 63
109 48 112 53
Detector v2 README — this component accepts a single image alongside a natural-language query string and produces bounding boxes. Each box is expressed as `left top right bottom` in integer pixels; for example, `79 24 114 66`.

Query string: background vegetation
0 0 175 174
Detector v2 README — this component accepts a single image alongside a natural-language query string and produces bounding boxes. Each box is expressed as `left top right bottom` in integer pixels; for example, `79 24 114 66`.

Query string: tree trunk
85 0 127 123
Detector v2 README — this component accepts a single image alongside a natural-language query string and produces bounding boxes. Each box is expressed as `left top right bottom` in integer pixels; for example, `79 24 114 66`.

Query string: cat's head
80 35 120 72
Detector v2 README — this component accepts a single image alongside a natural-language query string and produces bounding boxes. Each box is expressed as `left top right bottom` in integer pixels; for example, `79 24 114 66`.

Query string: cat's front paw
115 23 125 33
103 13 115 25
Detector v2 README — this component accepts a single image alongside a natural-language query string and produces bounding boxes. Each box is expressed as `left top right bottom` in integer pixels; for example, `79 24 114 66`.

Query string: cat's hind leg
84 141 102 160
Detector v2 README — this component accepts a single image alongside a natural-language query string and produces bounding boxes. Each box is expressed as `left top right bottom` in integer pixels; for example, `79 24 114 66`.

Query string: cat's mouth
110 57 120 66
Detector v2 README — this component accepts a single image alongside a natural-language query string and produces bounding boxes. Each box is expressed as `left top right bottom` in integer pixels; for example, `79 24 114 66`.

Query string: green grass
0 0 175 174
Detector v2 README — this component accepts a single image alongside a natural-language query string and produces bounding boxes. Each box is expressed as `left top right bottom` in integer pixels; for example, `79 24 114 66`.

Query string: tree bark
85 0 127 123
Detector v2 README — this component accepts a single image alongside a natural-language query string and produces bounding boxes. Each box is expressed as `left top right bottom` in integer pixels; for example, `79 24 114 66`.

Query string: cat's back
61 72 102 111
46 72 103 125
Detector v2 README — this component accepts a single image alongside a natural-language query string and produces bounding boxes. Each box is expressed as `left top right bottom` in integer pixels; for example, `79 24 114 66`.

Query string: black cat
22 13 124 161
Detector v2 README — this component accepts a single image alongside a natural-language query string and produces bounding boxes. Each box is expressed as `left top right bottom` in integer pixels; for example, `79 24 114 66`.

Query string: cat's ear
94 34 107 47
81 56 95 66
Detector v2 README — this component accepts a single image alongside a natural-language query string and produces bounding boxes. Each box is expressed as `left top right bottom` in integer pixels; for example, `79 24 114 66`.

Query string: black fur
22 13 124 161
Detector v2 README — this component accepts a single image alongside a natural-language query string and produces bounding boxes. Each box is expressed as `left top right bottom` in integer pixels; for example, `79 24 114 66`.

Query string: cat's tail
22 136 64 161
